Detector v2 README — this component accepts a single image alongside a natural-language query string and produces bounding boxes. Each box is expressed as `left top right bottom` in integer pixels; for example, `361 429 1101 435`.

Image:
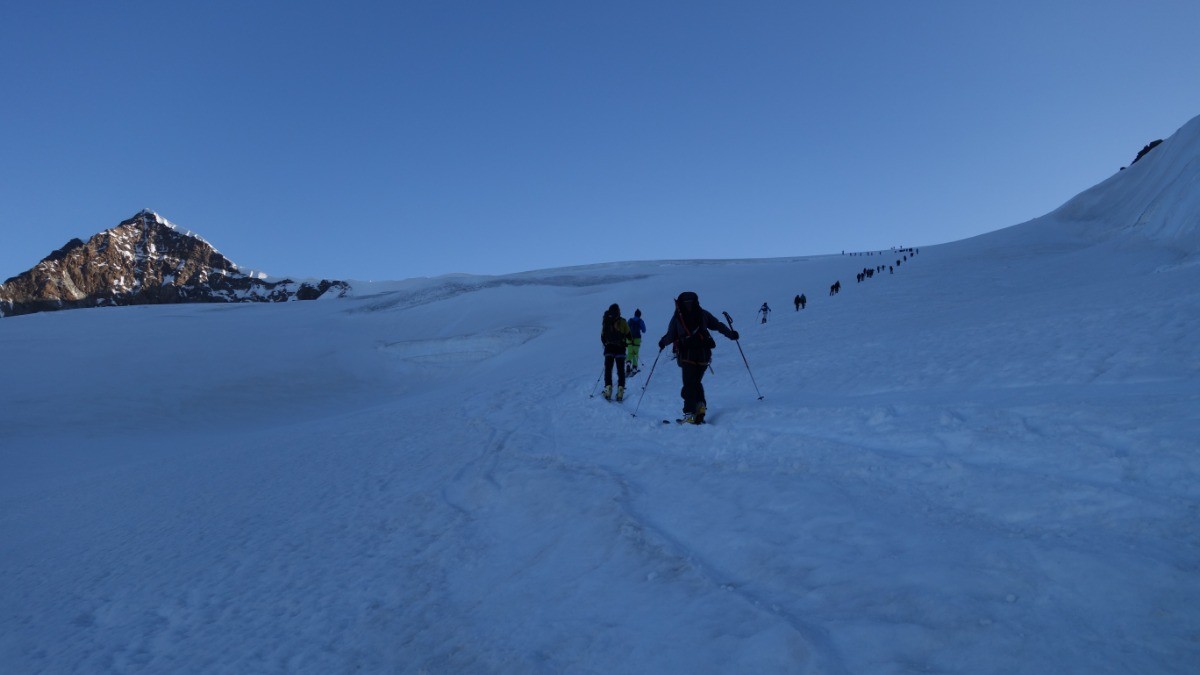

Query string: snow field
4 115 1200 672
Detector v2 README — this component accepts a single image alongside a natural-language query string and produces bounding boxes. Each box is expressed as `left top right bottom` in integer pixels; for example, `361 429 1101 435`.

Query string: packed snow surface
3 118 1200 673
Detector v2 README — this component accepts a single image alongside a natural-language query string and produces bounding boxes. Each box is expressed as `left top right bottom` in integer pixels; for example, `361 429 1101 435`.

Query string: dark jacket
657 306 734 366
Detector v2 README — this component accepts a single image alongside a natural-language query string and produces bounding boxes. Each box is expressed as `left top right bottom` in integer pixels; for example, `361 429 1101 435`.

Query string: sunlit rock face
0 210 349 317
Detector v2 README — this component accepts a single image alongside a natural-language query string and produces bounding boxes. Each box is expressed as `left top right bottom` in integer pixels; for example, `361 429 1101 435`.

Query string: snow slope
2 117 1199 673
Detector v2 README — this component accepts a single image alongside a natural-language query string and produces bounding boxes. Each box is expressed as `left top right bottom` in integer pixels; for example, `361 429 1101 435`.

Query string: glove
729 330 739 341
658 338 668 350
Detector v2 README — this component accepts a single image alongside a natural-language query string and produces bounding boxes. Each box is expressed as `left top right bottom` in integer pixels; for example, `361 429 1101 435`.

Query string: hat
634 309 641 317
677 291 698 304
608 303 620 315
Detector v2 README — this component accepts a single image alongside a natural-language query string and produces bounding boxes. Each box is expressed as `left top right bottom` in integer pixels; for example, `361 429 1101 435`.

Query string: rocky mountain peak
0 211 349 317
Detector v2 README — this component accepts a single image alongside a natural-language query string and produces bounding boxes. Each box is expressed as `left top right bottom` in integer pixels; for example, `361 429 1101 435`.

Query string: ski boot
695 403 706 424
616 386 625 402
602 385 612 401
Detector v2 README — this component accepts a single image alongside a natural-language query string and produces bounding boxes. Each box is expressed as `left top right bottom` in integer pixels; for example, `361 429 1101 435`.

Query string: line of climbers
856 247 919 283
600 293 737 424
598 249 921 419
842 246 919 257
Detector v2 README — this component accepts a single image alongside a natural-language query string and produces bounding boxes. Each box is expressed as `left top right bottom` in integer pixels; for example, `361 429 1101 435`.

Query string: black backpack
679 321 716 351
675 303 716 351
602 312 629 347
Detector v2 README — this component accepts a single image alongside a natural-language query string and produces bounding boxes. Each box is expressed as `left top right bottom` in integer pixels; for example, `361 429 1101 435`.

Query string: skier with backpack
600 303 632 401
656 291 738 424
626 308 646 377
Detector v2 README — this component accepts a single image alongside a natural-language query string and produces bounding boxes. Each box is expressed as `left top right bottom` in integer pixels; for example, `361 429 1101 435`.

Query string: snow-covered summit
132 208 216 251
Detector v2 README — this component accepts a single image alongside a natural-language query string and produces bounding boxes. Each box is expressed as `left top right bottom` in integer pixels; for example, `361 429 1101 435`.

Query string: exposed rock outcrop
0 210 349 317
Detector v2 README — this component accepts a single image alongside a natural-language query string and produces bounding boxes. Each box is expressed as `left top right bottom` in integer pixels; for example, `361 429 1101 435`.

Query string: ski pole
632 347 664 417
722 311 764 400
588 369 604 398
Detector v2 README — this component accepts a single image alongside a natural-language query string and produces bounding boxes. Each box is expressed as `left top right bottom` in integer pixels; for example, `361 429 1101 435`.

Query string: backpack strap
674 299 692 339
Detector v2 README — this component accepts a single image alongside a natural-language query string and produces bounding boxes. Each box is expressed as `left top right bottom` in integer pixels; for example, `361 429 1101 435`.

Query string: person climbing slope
656 291 738 424
626 308 646 377
600 303 631 401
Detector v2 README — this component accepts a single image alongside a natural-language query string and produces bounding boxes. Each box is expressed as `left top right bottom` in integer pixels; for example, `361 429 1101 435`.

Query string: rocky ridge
0 210 349 317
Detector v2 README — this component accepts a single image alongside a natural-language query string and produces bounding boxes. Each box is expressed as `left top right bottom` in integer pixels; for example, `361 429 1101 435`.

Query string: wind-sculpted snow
349 271 651 313
381 326 546 364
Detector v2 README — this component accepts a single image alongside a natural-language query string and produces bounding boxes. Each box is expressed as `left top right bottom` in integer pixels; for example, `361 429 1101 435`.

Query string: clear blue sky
3 1 1199 281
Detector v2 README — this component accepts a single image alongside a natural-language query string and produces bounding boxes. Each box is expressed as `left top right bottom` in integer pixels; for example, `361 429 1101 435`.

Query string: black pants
679 362 707 414
604 354 626 387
